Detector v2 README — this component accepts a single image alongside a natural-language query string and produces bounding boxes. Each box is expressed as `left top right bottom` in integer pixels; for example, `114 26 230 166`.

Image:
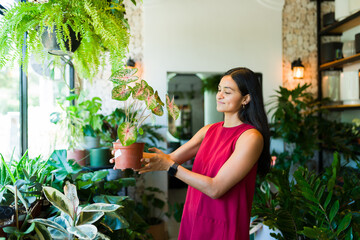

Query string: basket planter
113 142 144 170
41 25 81 56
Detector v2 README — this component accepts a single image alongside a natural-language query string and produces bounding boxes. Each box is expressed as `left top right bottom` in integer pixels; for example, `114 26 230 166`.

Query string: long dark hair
223 67 271 177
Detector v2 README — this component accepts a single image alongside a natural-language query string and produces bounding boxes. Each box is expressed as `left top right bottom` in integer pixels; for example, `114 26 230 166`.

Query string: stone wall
282 0 334 95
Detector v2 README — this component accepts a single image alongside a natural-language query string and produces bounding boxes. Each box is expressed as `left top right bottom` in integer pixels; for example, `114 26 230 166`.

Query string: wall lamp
291 58 304 79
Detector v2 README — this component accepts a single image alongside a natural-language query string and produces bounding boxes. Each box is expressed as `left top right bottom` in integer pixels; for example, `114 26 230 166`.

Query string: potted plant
28 181 122 239
109 68 180 169
0 0 132 80
50 94 89 166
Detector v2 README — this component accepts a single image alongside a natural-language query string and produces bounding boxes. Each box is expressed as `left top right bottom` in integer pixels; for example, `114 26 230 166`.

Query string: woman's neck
223 113 243 127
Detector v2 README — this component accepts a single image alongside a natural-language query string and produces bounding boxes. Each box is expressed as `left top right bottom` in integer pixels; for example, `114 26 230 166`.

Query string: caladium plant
110 68 180 146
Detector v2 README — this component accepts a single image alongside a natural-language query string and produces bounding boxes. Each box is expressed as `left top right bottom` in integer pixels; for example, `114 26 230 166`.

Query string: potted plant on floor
110 68 180 169
0 0 133 80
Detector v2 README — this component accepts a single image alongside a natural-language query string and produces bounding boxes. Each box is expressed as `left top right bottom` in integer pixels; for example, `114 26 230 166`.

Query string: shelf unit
316 2 360 169
317 7 360 111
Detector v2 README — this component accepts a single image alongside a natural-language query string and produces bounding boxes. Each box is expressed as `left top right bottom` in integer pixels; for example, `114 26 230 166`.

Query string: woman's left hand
137 147 174 174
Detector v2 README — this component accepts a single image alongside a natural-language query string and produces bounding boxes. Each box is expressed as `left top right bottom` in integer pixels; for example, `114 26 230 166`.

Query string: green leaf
78 211 104 225
91 171 109 182
0 154 16 184
112 85 131 101
82 203 121 212
43 186 75 220
34 224 52 240
68 224 97 240
329 200 339 224
5 185 29 212
300 227 320 239
336 213 352 235
324 191 332 210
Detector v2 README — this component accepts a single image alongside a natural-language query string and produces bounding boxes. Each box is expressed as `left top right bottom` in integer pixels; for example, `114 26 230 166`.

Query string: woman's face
216 75 246 113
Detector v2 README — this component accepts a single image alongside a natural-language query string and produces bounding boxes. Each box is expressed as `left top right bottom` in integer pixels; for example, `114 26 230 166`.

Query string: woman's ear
243 94 251 105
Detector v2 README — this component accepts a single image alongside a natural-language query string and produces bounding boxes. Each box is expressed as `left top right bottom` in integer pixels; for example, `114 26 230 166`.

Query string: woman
138 67 271 240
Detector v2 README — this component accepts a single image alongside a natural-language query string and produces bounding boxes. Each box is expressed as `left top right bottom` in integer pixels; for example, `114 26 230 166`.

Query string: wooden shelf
320 10 360 35
319 53 360 70
322 104 360 111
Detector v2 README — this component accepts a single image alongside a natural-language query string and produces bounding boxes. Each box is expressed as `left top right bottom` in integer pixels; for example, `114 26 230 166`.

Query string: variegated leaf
64 181 79 210
43 186 75 220
166 94 180 120
34 224 52 240
82 203 121 212
68 224 97 240
117 122 137 146
132 80 148 100
78 211 104 225
95 232 111 240
146 94 158 110
28 218 68 235
110 68 138 84
112 85 131 101
154 91 164 106
152 104 164 116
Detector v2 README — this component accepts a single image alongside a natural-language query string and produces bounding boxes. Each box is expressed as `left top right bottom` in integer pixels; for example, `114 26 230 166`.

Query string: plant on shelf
268 83 359 165
109 68 180 169
251 152 360 240
0 0 133 80
28 181 122 240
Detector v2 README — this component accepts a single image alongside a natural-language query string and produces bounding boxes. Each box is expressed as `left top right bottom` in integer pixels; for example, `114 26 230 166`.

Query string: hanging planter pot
113 142 144 170
41 25 82 56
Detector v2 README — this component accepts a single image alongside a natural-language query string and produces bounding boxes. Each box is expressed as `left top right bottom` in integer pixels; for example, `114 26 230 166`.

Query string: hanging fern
0 0 132 80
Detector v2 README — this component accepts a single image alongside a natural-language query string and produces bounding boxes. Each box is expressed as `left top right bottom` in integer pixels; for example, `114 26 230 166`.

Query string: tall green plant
252 153 360 240
0 0 132 79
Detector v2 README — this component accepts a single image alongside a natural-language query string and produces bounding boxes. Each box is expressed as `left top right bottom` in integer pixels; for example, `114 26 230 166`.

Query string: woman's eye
225 92 230 94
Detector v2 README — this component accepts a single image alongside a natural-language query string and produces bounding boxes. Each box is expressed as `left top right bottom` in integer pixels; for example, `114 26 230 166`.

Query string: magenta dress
178 122 258 240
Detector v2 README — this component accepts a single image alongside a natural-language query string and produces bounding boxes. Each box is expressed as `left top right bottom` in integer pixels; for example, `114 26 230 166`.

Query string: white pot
83 136 100 149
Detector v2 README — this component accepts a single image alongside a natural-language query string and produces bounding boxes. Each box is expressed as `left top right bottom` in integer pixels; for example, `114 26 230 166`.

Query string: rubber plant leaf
77 211 104 225
68 224 97 240
34 224 52 240
64 181 79 212
43 186 75 220
82 203 121 212
166 94 180 120
132 80 149 100
110 68 138 85
117 122 137 146
112 85 131 101
28 219 68 235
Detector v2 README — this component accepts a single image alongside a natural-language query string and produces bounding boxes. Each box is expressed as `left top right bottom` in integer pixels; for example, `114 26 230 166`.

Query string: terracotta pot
67 149 88 166
147 221 166 240
113 142 144 170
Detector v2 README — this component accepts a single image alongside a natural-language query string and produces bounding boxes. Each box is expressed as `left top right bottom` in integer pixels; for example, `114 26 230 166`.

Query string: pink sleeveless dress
178 122 258 240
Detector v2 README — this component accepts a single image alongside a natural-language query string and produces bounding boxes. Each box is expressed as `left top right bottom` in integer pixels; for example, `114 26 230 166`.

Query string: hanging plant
0 0 133 80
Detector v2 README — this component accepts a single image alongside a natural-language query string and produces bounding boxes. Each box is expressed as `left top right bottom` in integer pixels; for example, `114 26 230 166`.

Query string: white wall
143 0 283 127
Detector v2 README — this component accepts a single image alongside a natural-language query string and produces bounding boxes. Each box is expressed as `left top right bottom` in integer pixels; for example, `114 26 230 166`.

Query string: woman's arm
146 124 212 165
138 128 263 199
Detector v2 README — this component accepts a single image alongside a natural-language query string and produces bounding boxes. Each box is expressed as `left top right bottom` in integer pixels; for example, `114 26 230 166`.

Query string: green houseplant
109 68 180 169
28 181 122 239
0 0 132 80
251 152 360 240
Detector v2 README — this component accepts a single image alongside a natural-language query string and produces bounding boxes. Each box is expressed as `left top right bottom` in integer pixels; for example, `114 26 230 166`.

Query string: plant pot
67 149 88 166
113 142 144 170
147 221 166 240
83 136 100 149
41 25 81 56
89 147 112 167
